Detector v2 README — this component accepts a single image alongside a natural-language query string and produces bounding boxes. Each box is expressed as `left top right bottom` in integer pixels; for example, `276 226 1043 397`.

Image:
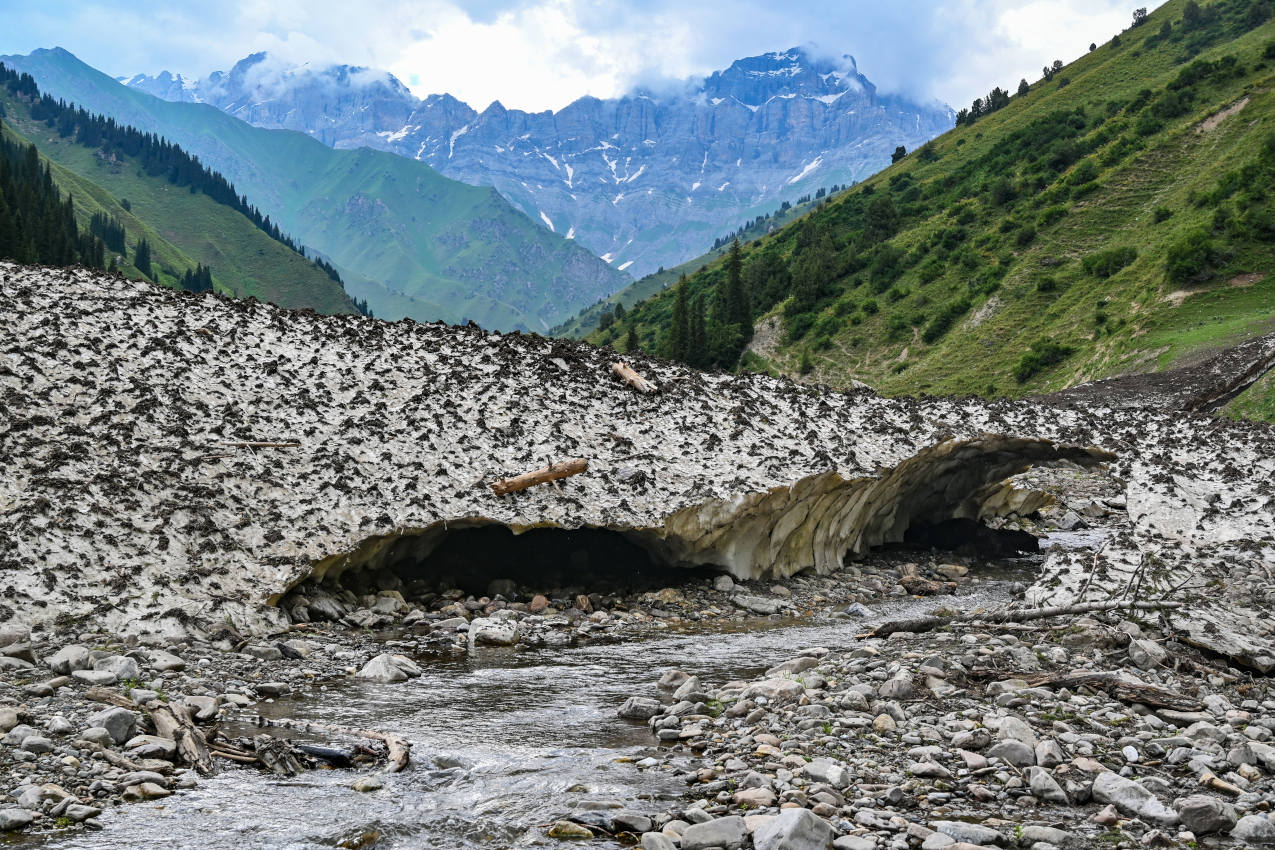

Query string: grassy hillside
1 117 206 289
554 188 849 337
3 48 627 331
0 105 356 313
593 0 1275 420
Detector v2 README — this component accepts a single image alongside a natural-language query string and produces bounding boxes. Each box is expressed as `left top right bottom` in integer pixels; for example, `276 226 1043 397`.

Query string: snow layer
1 264 1271 670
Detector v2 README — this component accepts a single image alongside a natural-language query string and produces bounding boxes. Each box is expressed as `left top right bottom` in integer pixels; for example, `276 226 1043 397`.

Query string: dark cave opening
337 524 719 602
899 517 1040 559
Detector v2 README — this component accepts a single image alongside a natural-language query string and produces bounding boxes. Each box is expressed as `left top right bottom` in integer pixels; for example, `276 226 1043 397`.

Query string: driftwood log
152 702 214 775
491 458 588 495
254 716 411 773
610 361 657 393
865 600 1185 638
1017 671 1204 711
75 740 149 772
83 687 215 775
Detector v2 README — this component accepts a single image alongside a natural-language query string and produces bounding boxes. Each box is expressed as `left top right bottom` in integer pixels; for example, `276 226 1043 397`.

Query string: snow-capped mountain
124 49 952 277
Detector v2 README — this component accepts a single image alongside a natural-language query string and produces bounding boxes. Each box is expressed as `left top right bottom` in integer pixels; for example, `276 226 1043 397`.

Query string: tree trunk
491 458 588 495
611 361 657 393
866 600 1184 638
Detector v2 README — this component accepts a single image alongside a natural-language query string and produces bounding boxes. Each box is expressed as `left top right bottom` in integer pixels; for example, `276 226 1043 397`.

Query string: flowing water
28 537 1097 850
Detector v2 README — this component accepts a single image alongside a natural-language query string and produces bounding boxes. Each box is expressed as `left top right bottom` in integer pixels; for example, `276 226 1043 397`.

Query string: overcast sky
2 0 1164 111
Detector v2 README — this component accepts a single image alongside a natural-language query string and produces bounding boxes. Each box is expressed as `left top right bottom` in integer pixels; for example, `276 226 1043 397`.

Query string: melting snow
787 155 823 185
383 124 416 143
543 152 560 170
618 260 634 271
565 226 575 239
718 182 731 191
539 211 555 232
612 192 625 205
601 252 615 263
625 164 646 183
691 181 701 191
448 125 470 158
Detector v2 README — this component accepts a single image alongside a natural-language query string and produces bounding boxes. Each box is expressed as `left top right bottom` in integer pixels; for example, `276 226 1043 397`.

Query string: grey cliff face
122 48 953 277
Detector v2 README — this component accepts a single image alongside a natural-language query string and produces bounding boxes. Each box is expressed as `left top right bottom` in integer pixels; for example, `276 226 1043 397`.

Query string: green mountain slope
3 48 627 331
593 0 1275 420
554 188 846 338
0 96 356 313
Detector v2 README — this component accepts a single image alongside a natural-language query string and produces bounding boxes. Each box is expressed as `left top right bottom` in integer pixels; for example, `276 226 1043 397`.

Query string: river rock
931 820 1005 846
355 653 410 683
0 808 34 832
1233 814 1275 844
1026 766 1068 804
126 734 178 759
94 654 140 681
548 820 593 839
71 669 119 685
468 617 520 646
804 758 850 788
987 740 1035 767
0 708 18 733
672 676 703 701
766 656 819 677
148 649 187 671
733 787 775 807
995 715 1039 746
1174 794 1237 834
1018 825 1078 846
86 706 137 744
617 697 661 720
64 804 101 822
613 812 654 833
351 775 384 792
1128 638 1168 670
732 594 781 615
45 645 91 674
753 807 834 850
642 833 676 850
681 815 749 850
78 726 115 746
741 678 804 704
878 677 916 700
1091 771 1178 826
123 782 171 801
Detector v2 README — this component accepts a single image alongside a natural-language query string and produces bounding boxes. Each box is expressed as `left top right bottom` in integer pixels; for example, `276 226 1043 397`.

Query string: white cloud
0 0 1166 112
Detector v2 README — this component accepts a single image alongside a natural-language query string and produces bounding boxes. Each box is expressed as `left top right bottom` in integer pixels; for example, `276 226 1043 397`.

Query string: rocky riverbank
608 614 1275 850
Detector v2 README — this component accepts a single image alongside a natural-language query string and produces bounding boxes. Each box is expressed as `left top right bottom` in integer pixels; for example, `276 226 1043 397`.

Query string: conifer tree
689 294 708 367
625 325 639 353
723 239 751 332
668 275 690 360
134 237 153 279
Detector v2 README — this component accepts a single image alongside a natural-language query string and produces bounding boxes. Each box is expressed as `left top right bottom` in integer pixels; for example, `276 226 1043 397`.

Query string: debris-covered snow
1 264 1271 671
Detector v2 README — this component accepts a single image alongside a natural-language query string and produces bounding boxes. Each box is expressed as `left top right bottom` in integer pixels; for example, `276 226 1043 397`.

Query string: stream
24 538 1100 850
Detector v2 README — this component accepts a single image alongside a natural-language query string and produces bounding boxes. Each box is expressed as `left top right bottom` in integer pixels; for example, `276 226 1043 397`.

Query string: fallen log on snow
491 458 588 495
611 361 657 393
254 715 411 773
864 600 1185 638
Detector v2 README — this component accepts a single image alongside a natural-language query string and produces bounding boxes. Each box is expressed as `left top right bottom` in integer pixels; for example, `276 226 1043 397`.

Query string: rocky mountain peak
703 46 870 106
122 48 952 277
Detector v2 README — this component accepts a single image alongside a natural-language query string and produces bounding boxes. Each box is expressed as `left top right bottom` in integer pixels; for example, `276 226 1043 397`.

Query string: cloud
0 0 1165 112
